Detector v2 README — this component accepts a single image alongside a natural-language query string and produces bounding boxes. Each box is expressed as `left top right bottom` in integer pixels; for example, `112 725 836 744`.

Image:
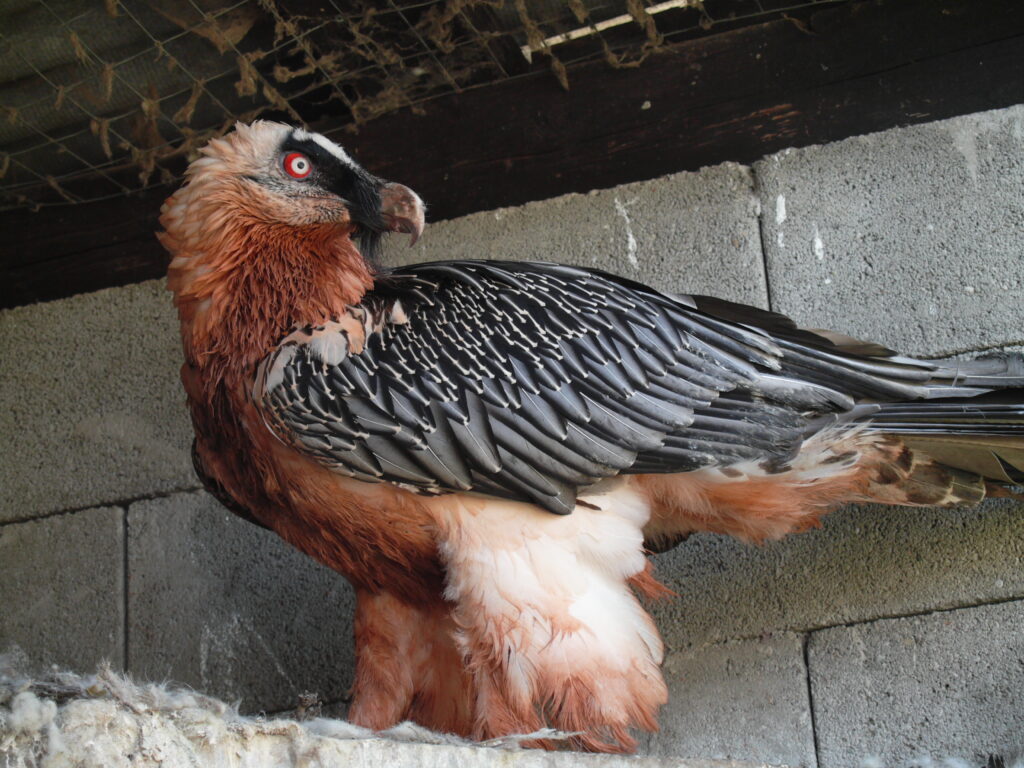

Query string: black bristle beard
357 228 384 267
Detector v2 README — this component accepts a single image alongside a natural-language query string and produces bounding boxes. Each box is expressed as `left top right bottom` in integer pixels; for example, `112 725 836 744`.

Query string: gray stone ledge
386 161 768 309
651 499 1024 648
756 105 1024 357
0 280 193 522
643 634 815 767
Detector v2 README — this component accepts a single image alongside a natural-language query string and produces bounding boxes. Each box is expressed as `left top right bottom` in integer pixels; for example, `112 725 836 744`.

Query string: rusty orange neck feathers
160 122 424 393
162 187 373 386
159 128 374 389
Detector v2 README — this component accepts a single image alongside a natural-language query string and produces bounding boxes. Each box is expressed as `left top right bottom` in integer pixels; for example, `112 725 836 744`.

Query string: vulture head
160 121 423 368
164 121 423 253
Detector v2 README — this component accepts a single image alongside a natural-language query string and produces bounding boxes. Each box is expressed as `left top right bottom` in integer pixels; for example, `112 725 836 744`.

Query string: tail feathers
864 354 1023 501
688 295 1024 501
871 392 1024 485
923 354 1024 390
899 435 1024 485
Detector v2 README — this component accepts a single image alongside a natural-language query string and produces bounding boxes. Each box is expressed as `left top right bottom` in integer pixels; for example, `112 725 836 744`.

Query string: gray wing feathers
254 260 1024 515
253 262 819 512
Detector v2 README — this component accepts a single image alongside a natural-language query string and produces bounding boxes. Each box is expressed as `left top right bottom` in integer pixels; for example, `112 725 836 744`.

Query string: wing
191 439 269 530
251 261 963 515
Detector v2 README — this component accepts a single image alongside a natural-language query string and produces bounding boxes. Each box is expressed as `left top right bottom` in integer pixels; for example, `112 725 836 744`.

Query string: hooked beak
379 182 426 246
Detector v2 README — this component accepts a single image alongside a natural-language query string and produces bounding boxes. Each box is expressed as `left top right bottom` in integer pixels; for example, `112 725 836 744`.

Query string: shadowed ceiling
0 0 843 210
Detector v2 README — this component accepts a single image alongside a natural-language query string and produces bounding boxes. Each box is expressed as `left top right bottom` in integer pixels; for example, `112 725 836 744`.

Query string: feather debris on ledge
0 655 768 768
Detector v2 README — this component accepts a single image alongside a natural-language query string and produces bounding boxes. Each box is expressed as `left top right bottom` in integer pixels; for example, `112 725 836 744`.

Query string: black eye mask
278 132 385 236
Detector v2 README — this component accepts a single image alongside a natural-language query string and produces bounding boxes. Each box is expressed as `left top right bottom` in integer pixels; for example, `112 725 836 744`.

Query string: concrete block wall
2 105 1023 767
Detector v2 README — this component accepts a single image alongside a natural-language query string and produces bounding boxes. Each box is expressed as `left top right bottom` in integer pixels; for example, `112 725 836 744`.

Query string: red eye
283 152 312 179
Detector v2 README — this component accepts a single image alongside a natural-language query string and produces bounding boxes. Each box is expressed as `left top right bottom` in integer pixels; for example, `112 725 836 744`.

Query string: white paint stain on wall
812 223 825 261
775 194 787 247
613 196 640 268
949 123 980 184
200 613 299 699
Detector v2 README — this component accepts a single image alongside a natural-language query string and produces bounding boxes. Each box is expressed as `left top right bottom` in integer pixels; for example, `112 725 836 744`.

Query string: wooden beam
0 189 168 307
348 0 1024 220
2 0 1023 308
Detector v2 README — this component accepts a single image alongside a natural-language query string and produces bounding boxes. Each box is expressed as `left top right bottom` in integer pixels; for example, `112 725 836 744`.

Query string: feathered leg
638 428 890 545
428 483 668 753
348 589 474 735
640 408 1024 549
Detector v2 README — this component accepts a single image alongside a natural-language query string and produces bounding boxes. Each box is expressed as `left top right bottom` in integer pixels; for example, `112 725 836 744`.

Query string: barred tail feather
865 355 1024 504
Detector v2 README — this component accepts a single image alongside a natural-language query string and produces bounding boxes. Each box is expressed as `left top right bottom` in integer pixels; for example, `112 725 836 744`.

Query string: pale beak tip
391 214 423 247
380 182 426 249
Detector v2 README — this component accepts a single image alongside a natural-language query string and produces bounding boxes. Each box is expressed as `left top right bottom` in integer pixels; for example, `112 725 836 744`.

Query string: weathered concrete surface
756 105 1024 357
643 635 815 767
0 280 193 522
386 162 768 309
809 599 1024 767
651 499 1024 648
127 491 356 714
0 506 123 670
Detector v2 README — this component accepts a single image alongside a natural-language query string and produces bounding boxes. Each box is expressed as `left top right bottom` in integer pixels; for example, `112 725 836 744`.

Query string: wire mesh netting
0 0 846 211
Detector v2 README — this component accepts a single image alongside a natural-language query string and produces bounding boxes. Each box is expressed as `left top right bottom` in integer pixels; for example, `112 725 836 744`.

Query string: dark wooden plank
5 233 169 306
3 0 1023 308
347 0 1024 220
0 187 169 306
1 189 165 270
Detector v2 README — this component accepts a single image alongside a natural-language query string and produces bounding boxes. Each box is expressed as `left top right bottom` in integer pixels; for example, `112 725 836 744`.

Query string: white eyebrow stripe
292 128 356 166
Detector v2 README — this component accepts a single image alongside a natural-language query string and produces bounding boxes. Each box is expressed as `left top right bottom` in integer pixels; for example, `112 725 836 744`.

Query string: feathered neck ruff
159 174 374 391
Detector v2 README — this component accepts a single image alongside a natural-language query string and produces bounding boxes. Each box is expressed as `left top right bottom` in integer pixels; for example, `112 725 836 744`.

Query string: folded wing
252 260 1017 514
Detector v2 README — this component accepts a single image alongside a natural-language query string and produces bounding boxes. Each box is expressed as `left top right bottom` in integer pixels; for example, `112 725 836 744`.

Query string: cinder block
809 600 1024 767
0 506 124 670
643 634 816 767
0 280 194 522
127 491 356 714
386 161 768 308
650 499 1024 648
756 105 1024 356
